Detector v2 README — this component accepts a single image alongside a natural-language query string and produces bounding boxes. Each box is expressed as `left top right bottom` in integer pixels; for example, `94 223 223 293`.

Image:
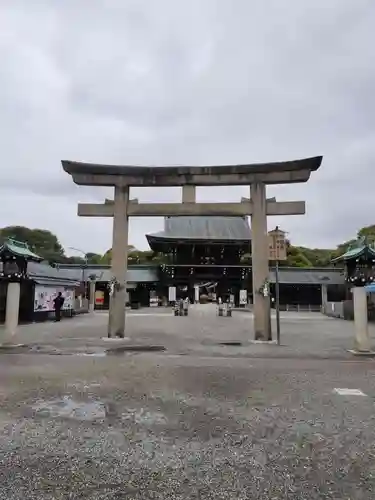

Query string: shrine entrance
62 156 322 340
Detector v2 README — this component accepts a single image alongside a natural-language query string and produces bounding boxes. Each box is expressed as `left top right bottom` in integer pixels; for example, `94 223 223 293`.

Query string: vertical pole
275 261 281 345
250 182 271 340
321 284 328 314
108 185 129 338
3 281 21 344
352 286 370 352
81 266 85 296
89 280 96 313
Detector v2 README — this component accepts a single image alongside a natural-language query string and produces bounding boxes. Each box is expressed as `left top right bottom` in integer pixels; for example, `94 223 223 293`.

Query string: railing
235 304 322 312
279 304 322 312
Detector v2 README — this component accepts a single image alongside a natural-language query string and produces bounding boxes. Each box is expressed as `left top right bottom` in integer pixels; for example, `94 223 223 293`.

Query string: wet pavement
1 306 375 498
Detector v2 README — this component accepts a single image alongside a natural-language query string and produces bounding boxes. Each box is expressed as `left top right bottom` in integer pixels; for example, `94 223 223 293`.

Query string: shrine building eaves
62 156 322 187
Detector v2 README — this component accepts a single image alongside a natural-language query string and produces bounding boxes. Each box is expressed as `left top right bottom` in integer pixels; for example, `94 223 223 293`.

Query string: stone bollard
223 303 228 317
184 298 190 316
174 302 179 316
227 303 232 317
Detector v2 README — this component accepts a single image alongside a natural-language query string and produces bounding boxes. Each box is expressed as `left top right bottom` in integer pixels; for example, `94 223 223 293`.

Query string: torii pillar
108 185 129 337
250 182 271 340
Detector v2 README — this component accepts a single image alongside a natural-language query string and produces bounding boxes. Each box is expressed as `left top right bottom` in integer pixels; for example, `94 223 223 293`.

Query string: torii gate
62 156 322 340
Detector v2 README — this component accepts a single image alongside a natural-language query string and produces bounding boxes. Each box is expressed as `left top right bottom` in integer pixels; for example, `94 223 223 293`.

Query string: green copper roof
332 244 375 262
0 238 42 261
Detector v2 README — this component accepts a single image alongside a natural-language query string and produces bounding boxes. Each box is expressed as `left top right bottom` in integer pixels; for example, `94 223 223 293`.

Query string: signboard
239 289 247 305
168 286 176 302
268 228 287 261
34 286 74 312
150 297 159 307
95 290 104 306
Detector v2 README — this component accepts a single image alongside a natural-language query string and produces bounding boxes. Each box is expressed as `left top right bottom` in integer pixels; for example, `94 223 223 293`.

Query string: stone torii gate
62 156 322 340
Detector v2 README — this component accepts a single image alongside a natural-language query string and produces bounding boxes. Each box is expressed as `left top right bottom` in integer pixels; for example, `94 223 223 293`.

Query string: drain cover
219 341 242 347
106 345 166 354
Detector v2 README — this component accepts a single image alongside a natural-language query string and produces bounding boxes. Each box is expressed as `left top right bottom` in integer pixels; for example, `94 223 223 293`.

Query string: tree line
1 224 374 268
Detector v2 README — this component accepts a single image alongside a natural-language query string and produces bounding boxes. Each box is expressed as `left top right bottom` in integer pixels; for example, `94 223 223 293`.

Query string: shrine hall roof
147 216 251 243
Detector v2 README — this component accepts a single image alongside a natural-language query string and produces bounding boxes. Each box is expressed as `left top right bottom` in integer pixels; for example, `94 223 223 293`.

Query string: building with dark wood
0 217 347 323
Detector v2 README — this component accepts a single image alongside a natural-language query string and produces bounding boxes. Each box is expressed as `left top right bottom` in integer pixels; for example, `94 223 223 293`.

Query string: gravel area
1 306 375 498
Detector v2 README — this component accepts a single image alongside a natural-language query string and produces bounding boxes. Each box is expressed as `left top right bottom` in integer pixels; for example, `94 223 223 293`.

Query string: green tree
85 252 103 264
0 226 65 262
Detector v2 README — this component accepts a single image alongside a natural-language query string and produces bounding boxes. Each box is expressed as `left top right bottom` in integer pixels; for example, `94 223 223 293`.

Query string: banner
168 286 176 302
34 286 74 312
95 290 104 305
239 289 247 305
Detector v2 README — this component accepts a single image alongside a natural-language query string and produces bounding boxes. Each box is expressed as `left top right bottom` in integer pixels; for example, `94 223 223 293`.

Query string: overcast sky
1 0 374 255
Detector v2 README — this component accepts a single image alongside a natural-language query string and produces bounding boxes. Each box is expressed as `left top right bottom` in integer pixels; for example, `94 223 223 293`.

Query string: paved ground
1 305 375 498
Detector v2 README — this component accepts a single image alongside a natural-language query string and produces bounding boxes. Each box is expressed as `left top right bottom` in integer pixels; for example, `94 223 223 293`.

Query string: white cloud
0 0 374 252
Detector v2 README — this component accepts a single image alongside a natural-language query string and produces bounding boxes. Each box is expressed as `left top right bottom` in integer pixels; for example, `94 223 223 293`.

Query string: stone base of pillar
253 298 272 341
352 286 371 353
0 342 25 349
1 282 21 345
348 349 375 357
108 289 126 338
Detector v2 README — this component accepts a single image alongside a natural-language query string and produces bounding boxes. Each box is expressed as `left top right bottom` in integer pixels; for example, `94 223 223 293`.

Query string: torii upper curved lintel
62 155 322 187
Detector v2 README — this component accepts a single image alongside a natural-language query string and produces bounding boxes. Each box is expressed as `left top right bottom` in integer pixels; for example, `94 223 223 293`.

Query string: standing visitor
53 292 65 322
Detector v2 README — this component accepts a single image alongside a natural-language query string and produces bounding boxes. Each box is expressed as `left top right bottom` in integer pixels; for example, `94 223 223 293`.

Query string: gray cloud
0 0 374 253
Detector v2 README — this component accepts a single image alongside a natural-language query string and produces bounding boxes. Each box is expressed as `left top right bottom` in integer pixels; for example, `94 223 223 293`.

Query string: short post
3 282 21 343
89 279 96 313
174 301 179 316
275 260 281 345
218 301 223 316
227 302 232 317
268 227 286 346
223 302 228 317
321 284 328 314
352 286 370 352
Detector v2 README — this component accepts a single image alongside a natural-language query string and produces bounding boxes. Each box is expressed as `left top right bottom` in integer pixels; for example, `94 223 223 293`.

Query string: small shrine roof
331 241 375 263
0 239 43 261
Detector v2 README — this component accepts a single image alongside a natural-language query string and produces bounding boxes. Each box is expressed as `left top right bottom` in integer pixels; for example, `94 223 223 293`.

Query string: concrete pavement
1 306 375 498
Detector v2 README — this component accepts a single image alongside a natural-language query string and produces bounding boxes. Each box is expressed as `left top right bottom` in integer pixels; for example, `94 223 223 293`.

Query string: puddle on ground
31 397 168 425
32 396 106 421
121 407 167 425
74 352 107 357
219 341 243 347
106 345 166 354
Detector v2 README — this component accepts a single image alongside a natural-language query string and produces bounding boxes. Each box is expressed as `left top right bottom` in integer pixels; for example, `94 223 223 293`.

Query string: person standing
53 292 65 322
